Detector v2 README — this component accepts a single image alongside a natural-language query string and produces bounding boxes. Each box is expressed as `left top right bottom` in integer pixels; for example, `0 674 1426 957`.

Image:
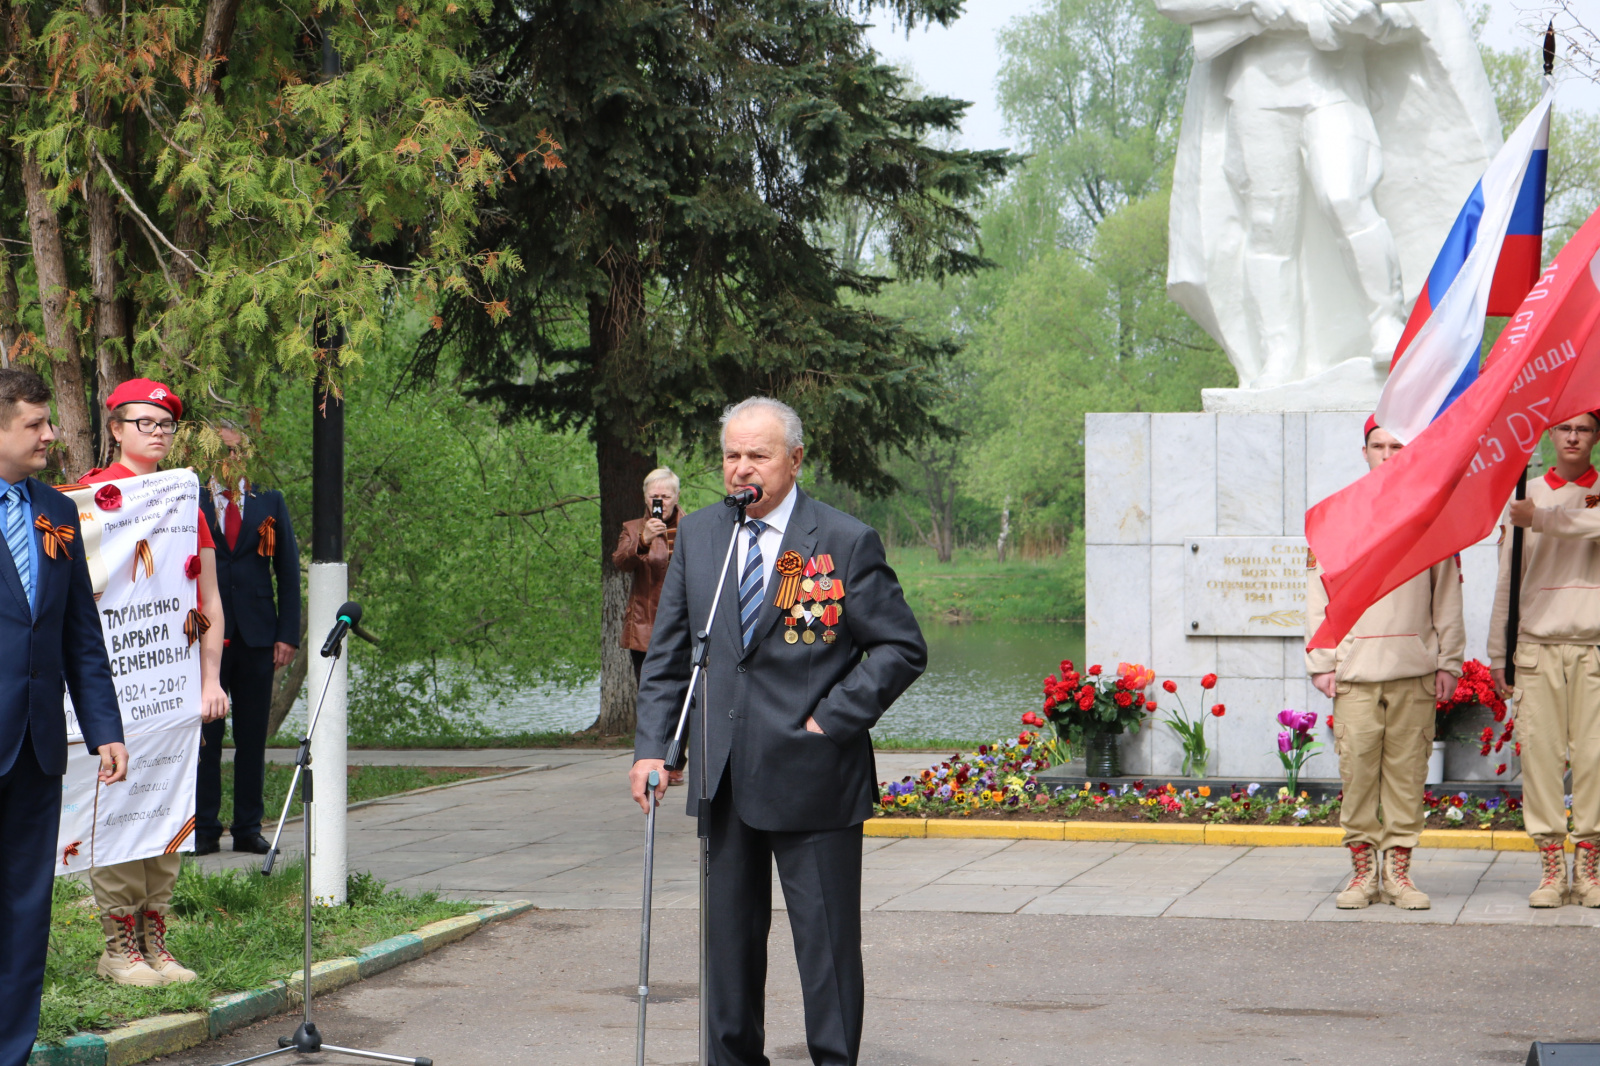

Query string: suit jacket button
737 665 746 674
727 711 734 719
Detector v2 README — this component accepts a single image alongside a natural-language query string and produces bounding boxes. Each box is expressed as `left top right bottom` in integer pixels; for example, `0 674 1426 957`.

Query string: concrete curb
29 900 533 1066
865 818 1565 851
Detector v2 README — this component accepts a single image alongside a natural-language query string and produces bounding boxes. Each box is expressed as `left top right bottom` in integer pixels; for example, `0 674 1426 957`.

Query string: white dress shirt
745 484 797 594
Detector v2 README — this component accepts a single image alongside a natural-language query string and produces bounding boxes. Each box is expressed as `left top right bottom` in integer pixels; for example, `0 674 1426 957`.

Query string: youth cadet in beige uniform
1306 417 1464 910
1492 413 1600 908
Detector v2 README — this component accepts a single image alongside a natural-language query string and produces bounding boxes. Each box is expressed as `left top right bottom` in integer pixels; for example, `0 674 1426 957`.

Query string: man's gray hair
720 396 804 450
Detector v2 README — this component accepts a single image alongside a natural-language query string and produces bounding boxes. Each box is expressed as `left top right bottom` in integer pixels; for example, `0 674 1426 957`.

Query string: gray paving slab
190 747 1600 925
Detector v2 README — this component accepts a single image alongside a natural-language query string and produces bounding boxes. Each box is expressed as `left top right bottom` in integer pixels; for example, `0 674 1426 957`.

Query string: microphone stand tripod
215 619 429 1066
641 499 748 1066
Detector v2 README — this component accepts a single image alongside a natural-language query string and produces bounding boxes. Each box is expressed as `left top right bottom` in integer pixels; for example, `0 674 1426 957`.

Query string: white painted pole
307 561 348 906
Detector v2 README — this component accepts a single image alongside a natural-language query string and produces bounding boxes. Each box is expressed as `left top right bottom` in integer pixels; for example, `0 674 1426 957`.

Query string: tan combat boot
140 909 197 983
1380 846 1431 910
1336 843 1380 909
1529 843 1570 908
1572 842 1600 908
97 912 165 986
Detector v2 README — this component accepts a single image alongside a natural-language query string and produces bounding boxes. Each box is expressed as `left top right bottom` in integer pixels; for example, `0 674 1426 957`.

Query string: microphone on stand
723 485 763 509
319 601 363 658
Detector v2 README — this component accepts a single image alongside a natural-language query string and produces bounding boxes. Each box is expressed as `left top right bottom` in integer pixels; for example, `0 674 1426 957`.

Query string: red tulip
1145 700 1157 712
1210 704 1225 717
1162 679 1177 694
1200 673 1218 690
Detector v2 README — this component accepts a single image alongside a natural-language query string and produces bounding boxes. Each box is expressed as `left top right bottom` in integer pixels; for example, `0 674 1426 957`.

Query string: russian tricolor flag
1375 91 1552 443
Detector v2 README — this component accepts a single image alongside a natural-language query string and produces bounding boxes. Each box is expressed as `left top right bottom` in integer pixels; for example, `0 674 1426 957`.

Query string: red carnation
1200 673 1218 690
1210 704 1226 717
184 554 201 578
1077 693 1094 710
94 484 122 511
1162 679 1177 694
1088 664 1102 676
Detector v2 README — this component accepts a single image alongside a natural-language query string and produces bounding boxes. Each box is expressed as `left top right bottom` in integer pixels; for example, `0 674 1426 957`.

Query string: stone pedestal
1085 412 1498 780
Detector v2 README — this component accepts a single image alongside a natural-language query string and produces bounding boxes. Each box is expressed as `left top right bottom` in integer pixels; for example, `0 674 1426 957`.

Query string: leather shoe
232 833 271 854
192 837 220 856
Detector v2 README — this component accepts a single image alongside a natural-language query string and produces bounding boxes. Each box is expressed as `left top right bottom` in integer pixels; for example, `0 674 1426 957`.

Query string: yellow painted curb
864 818 925 838
284 958 360 1004
868 816 1550 850
926 819 1064 840
1065 821 1207 844
1205 824 1342 847
102 1014 208 1066
413 914 483 952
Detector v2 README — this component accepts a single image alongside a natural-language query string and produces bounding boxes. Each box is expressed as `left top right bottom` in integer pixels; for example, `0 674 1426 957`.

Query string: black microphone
320 601 362 658
723 485 763 509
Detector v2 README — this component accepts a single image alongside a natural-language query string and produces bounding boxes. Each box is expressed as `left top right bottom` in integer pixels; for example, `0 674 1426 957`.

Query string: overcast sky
863 1 1597 154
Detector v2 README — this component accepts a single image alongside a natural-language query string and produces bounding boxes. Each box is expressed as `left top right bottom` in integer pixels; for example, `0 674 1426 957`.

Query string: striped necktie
3 485 32 609
738 519 768 648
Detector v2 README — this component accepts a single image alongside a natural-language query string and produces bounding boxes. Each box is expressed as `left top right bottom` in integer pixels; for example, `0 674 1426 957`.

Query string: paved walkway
197 750 1600 926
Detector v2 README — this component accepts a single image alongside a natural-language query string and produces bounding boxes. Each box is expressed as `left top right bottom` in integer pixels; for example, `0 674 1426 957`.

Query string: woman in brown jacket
614 467 681 781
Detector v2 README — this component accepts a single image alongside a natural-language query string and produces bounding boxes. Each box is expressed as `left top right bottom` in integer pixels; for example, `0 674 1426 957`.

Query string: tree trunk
4 0 94 476
0 244 21 367
84 0 134 463
588 257 653 737
996 495 1011 563
268 615 310 738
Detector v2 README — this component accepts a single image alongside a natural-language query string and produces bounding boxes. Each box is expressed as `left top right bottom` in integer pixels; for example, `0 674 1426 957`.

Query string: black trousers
706 775 864 1066
0 739 57 1066
196 642 275 840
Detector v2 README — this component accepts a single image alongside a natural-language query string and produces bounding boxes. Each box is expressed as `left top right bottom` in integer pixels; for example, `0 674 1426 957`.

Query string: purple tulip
1277 709 1298 729
1277 731 1293 754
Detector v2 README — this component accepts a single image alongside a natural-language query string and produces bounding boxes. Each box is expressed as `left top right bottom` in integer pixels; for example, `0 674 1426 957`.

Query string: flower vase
1426 739 1445 786
1085 732 1121 779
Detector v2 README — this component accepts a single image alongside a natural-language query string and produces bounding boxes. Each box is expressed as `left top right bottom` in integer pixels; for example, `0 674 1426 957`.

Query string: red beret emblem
93 484 122 511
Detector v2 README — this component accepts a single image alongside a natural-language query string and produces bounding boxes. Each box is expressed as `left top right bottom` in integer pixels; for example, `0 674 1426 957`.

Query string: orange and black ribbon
772 549 804 609
62 840 82 866
33 515 75 560
131 539 154 581
1587 494 1600 509
183 607 211 647
257 516 277 557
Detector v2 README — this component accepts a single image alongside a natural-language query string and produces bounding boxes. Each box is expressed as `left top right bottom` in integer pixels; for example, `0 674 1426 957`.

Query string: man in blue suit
195 424 299 854
0 368 125 1066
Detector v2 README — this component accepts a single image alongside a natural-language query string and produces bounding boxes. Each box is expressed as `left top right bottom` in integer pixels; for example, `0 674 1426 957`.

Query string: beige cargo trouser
1510 642 1600 848
1332 675 1435 851
90 854 184 918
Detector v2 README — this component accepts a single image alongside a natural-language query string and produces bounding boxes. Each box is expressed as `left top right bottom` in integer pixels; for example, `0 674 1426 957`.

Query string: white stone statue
1156 0 1503 410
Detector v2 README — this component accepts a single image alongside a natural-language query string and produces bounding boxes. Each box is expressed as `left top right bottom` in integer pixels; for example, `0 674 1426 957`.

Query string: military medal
772 550 805 608
821 603 839 644
802 629 816 644
783 617 800 643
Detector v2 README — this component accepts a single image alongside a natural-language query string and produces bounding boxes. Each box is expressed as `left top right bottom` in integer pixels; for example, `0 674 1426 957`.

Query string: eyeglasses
121 417 179 436
1552 423 1597 438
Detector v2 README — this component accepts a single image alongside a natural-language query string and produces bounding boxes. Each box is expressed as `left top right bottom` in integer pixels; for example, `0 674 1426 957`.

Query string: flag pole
1507 25 1555 689
1505 468 1527 687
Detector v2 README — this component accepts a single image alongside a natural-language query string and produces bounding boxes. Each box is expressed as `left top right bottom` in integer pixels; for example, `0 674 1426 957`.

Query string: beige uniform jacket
1488 467 1600 668
1305 553 1465 683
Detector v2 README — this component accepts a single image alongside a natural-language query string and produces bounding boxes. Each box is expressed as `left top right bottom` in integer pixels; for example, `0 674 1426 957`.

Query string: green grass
228 763 501 824
39 863 477 1043
888 543 1084 623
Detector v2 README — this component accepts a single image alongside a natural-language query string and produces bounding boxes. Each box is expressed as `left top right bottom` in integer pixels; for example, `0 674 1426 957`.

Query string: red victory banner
1308 207 1600 649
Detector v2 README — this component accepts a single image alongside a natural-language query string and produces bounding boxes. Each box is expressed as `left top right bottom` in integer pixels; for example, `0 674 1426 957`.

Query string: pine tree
413 0 1015 735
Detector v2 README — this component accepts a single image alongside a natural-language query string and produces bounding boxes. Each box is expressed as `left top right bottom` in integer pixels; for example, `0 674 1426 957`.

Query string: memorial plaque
1183 537 1309 636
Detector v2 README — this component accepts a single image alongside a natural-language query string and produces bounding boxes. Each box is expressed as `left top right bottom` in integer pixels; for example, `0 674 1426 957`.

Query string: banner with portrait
56 470 204 875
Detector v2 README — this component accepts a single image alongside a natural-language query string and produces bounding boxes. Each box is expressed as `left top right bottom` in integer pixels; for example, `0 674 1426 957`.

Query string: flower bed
876 736 1528 831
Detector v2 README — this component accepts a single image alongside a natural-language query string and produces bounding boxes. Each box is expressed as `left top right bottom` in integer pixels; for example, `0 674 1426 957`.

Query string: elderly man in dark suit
194 425 300 854
0 369 125 1066
631 396 926 1066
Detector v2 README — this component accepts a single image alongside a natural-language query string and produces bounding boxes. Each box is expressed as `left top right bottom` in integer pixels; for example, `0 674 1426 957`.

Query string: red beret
1363 414 1378 442
106 378 182 420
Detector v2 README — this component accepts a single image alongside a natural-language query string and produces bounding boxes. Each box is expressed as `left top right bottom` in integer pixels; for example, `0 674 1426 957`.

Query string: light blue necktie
738 519 767 648
3 485 33 609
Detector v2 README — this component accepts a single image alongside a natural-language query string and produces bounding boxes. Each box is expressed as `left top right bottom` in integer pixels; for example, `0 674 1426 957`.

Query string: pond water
290 622 1084 744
